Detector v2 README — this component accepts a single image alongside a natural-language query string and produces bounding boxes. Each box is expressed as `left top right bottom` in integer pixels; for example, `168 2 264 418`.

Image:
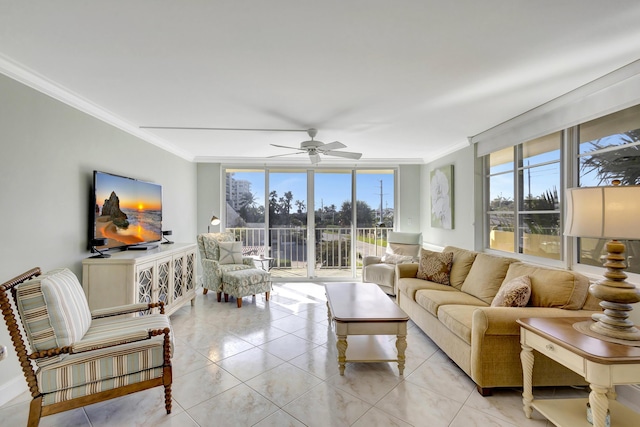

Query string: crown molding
0 54 194 161
193 156 423 166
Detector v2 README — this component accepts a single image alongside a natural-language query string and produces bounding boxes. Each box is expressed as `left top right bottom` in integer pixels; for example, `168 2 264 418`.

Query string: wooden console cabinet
82 243 197 316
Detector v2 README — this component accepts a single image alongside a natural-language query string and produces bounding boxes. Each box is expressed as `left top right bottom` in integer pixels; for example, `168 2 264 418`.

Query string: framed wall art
430 164 454 229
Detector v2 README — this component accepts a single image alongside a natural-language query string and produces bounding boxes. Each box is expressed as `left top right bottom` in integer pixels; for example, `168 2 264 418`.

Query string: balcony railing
227 227 392 273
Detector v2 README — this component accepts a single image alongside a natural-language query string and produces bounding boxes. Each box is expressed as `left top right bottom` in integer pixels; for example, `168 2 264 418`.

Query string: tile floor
1 282 589 427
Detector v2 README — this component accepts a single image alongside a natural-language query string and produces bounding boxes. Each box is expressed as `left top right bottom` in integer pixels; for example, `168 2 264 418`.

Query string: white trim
472 59 640 156
196 156 420 166
0 374 28 407
422 242 445 252
0 54 194 162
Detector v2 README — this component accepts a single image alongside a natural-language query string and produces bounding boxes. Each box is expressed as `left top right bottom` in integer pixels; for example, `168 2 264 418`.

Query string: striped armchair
0 267 173 427
197 233 254 301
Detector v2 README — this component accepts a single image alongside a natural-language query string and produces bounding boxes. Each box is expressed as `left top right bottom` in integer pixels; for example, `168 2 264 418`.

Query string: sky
229 170 394 212
95 171 162 211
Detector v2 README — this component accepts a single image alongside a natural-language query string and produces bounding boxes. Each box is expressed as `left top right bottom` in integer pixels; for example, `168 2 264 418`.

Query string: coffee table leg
336 335 348 375
326 301 331 323
396 333 407 375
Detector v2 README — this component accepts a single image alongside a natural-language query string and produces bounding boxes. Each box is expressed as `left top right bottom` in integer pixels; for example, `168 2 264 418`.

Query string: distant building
226 173 252 211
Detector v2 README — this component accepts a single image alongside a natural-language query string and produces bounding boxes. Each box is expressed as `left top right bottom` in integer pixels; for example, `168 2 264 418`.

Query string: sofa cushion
437 305 478 345
461 253 517 304
502 262 590 309
417 249 453 285
443 246 478 290
415 289 487 316
398 278 454 301
491 275 531 307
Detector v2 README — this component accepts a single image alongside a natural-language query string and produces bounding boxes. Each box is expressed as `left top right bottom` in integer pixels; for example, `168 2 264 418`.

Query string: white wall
421 145 476 249
397 165 421 232
196 163 222 234
0 74 197 404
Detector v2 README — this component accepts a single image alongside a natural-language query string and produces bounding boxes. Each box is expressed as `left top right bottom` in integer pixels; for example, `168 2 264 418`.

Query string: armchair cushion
16 268 92 366
381 253 414 264
37 313 172 403
219 241 243 265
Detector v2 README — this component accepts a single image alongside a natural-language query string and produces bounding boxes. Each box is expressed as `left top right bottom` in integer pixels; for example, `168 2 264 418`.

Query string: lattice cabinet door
136 260 155 314
185 250 196 292
156 256 172 309
173 255 184 301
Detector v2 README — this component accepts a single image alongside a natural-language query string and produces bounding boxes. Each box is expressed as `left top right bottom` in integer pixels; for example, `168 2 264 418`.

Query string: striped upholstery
16 268 92 366
37 314 172 404
42 368 164 405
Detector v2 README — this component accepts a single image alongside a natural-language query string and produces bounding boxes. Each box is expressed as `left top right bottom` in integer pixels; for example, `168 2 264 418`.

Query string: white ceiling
2 1 640 165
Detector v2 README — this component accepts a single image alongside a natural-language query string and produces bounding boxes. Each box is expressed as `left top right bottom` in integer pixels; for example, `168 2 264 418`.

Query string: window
576 104 640 274
486 132 562 260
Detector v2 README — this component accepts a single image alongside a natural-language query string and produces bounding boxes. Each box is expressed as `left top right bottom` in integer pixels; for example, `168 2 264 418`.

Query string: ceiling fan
139 125 362 164
268 128 362 164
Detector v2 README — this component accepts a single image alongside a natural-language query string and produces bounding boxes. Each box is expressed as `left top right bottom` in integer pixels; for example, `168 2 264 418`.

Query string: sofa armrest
363 256 382 267
472 307 600 337
396 263 419 279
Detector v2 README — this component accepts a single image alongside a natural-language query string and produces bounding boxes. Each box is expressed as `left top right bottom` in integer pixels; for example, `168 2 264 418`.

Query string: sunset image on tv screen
94 172 162 248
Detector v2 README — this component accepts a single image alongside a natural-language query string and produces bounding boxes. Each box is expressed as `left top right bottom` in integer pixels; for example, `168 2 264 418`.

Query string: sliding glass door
224 167 395 280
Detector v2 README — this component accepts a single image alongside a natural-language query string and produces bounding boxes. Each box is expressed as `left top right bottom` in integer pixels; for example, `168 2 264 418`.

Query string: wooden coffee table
325 283 409 375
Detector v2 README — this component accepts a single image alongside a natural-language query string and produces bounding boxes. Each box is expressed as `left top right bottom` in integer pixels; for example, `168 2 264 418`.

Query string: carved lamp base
589 240 640 341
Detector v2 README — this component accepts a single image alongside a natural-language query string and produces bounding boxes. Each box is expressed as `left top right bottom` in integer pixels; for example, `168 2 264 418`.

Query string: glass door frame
223 166 397 281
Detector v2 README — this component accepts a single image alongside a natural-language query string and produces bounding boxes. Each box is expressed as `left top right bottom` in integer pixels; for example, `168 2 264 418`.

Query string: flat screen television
92 171 162 251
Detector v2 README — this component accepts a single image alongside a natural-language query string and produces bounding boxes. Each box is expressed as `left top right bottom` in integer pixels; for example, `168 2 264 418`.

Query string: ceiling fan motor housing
301 140 324 150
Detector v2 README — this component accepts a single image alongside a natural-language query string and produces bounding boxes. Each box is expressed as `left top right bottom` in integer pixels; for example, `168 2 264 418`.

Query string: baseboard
422 242 445 252
0 375 28 407
617 384 640 413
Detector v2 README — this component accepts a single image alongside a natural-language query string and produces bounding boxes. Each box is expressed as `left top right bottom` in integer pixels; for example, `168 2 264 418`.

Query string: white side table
517 317 640 427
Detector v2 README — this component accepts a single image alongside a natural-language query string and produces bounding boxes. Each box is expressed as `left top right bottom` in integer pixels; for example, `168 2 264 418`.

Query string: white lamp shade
210 215 221 226
564 185 640 240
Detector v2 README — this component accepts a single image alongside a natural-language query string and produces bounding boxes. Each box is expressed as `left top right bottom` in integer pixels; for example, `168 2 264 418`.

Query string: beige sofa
396 246 602 395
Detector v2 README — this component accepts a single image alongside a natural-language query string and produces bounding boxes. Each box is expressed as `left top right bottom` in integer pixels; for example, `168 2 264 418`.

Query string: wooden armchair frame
0 268 173 427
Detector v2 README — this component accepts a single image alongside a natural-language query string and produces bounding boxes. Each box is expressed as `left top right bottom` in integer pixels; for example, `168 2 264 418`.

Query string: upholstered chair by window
0 267 173 427
362 232 422 296
197 232 254 301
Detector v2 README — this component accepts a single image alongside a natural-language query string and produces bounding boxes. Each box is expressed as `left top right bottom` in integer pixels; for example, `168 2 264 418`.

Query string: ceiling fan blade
320 141 347 151
267 152 307 159
309 154 321 164
270 144 306 151
140 126 308 132
323 150 362 160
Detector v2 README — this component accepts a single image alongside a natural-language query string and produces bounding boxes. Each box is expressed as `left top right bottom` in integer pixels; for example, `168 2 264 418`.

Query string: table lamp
564 181 640 341
208 215 220 233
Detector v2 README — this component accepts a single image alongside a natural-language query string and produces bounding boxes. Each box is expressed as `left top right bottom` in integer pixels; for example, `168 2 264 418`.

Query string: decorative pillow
218 241 243 265
382 253 414 265
491 275 532 307
416 249 453 285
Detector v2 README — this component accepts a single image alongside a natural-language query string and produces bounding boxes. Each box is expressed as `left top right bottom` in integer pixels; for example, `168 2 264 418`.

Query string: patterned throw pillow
491 275 532 307
218 241 243 265
417 250 453 285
